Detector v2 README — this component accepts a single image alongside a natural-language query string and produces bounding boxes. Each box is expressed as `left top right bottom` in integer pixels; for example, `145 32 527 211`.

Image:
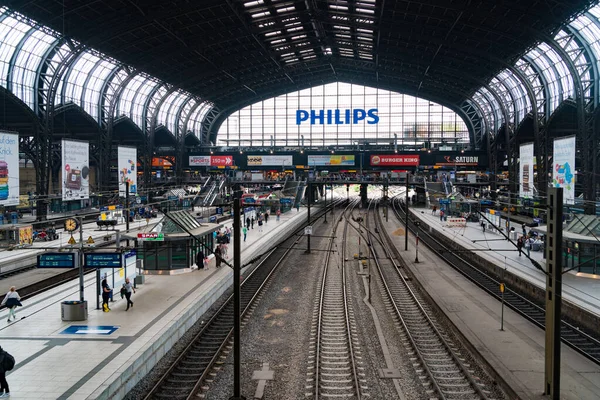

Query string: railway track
354 201 497 400
391 198 600 366
145 205 336 400
308 201 364 399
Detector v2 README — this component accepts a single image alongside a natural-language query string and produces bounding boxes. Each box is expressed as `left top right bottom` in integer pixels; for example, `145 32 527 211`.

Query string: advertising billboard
370 154 420 167
62 140 89 201
519 143 534 198
434 155 481 166
189 155 234 167
247 155 293 166
118 146 137 196
0 132 19 206
308 155 355 166
553 136 576 204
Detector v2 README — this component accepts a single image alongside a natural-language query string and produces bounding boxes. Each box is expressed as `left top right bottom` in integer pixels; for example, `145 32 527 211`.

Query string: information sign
137 232 164 241
38 253 76 268
305 226 313 235
84 253 122 268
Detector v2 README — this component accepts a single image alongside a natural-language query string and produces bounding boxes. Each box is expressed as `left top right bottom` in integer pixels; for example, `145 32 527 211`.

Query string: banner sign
247 155 293 166
308 155 355 166
519 143 534 198
0 132 19 206
189 155 233 167
118 146 137 196
62 140 89 201
553 136 576 205
137 232 165 241
296 108 379 125
370 154 420 167
435 155 480 166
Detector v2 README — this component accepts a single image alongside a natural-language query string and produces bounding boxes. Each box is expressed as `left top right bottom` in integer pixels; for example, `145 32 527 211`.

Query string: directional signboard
38 253 76 268
84 253 122 268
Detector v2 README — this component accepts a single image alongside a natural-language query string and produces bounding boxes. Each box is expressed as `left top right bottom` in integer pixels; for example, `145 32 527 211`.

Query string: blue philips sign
296 108 379 125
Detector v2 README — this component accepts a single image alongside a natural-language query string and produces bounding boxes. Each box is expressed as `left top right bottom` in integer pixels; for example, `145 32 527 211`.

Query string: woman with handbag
1 287 22 322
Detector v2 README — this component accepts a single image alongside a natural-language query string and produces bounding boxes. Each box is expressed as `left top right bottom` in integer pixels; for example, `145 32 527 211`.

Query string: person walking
203 256 209 271
276 208 281 221
251 216 255 229
101 277 111 312
1 287 21 323
242 226 247 242
246 217 250 229
439 209 444 222
517 236 524 257
522 223 527 237
481 220 486 233
122 278 135 311
0 345 14 398
215 245 223 268
264 212 269 224
432 205 437 215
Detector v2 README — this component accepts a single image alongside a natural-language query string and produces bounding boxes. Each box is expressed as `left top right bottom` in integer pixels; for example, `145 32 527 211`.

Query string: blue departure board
38 253 76 268
84 253 122 268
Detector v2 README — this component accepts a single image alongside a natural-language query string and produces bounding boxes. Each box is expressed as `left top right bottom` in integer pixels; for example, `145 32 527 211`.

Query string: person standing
257 214 264 232
215 245 223 268
196 249 205 270
264 212 269 224
251 216 255 229
203 256 209 271
101 277 111 312
1 287 21 323
123 278 135 311
242 226 248 242
246 217 251 229
517 236 524 257
0 345 13 398
276 208 281 221
522 223 527 237
439 209 444 222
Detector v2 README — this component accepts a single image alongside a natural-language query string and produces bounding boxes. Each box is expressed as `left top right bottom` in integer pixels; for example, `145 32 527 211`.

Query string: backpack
2 351 15 371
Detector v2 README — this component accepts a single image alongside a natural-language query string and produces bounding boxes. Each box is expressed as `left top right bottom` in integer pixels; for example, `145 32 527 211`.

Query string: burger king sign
370 155 420 167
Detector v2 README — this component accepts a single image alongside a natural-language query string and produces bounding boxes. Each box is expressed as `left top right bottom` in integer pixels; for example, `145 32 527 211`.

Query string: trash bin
61 300 88 321
134 275 145 285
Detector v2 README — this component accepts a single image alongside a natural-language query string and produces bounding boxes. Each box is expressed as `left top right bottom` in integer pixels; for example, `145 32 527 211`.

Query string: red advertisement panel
370 155 419 166
210 155 233 166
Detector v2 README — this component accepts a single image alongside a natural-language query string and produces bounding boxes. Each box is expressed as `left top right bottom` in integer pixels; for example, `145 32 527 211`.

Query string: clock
64 218 78 232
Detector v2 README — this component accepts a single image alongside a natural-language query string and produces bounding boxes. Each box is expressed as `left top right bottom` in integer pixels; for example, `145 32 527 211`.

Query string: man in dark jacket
0 346 10 397
196 249 205 269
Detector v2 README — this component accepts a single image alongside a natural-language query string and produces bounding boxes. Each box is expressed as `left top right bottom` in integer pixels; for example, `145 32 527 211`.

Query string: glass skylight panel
334 25 350 30
258 21 276 28
265 30 282 37
188 101 212 136
252 11 270 18
291 34 307 40
287 26 303 32
330 5 349 11
270 38 286 44
159 91 190 134
356 8 375 14
11 29 56 110
0 16 32 88
277 6 295 13
244 0 264 7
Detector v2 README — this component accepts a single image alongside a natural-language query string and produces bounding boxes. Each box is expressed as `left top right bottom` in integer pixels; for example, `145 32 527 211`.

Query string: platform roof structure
3 1 600 215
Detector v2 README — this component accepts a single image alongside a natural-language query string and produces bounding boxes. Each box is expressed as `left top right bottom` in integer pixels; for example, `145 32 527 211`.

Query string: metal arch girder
460 100 485 149
181 100 206 138
98 65 130 128
173 97 198 139
561 24 599 109
201 106 222 145
518 54 553 121
5 24 36 95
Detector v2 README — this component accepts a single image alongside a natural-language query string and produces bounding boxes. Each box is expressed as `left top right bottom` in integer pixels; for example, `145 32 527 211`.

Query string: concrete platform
383 210 600 399
411 208 600 318
0 208 308 399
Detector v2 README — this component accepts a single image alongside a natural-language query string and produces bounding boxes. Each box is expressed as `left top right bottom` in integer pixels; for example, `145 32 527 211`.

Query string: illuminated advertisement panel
370 155 420 167
552 136 575 205
0 132 19 206
62 140 89 201
118 146 137 196
308 155 355 166
519 143 534 198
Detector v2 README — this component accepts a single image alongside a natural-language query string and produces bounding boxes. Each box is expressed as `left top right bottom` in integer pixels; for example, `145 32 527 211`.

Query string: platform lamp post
125 181 130 232
405 172 410 251
231 190 245 400
323 182 328 224
414 221 420 263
